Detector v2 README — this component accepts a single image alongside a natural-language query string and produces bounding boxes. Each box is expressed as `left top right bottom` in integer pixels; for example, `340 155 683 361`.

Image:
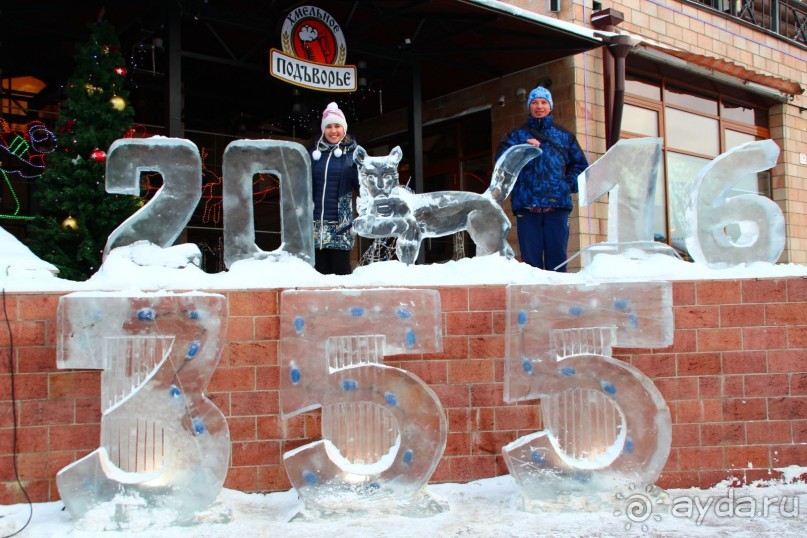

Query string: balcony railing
691 0 807 45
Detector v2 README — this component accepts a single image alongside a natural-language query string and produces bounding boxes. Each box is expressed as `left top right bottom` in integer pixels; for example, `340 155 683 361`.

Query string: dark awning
0 1 607 137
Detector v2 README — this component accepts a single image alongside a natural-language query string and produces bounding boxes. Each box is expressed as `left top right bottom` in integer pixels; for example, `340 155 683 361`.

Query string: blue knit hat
527 86 553 112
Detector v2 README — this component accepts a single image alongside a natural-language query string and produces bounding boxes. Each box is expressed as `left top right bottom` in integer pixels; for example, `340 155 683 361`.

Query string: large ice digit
223 140 314 267
56 292 230 529
575 138 679 265
685 139 783 268
104 138 202 258
353 144 540 265
280 289 446 515
504 282 673 509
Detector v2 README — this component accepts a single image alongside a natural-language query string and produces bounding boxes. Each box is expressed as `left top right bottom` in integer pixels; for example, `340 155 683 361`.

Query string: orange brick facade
2 278 807 504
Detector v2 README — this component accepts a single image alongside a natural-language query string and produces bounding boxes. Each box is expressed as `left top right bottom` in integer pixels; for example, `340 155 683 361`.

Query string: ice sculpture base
521 484 671 514
563 240 683 269
73 493 233 532
288 488 449 521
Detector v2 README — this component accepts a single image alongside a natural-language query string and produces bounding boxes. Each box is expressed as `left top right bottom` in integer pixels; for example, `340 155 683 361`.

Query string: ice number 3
55 293 229 524
504 282 673 500
104 138 314 266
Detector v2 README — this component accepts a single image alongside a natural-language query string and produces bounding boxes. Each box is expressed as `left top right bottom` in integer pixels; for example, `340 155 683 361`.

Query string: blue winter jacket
310 135 360 250
496 114 588 212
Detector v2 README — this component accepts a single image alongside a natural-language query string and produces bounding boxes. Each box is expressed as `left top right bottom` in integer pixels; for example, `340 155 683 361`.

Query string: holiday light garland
138 146 281 225
0 119 57 220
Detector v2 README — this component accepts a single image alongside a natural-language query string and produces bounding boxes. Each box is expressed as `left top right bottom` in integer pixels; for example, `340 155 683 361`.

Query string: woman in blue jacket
309 102 360 275
496 86 589 272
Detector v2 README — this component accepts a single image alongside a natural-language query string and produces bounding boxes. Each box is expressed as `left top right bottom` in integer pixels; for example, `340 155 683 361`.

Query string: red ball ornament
90 149 107 162
114 66 127 76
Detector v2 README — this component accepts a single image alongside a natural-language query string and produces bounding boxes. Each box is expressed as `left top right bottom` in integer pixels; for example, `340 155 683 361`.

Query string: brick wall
2 278 807 504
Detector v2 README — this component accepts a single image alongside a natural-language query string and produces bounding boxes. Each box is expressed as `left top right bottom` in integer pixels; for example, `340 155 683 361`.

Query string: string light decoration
138 147 281 225
280 84 384 139
0 119 57 220
200 148 280 224
358 237 398 265
123 124 149 138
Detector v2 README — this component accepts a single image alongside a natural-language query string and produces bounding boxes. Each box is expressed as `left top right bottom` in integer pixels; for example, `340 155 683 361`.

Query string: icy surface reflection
504 282 673 509
56 292 229 529
280 288 447 516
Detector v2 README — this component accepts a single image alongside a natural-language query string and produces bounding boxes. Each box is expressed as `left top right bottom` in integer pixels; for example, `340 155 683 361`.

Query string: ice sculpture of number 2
103 137 313 267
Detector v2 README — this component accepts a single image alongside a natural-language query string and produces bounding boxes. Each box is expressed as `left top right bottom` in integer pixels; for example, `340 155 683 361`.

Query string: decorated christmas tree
26 18 140 281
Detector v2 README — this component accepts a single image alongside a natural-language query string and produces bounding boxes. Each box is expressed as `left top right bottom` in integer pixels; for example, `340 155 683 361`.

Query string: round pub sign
270 5 356 92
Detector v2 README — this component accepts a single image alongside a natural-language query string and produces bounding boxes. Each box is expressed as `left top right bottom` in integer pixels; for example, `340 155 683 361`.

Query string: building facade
354 0 806 269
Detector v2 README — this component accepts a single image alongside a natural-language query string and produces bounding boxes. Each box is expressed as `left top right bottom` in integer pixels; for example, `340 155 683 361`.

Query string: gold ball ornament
109 96 126 111
61 216 79 232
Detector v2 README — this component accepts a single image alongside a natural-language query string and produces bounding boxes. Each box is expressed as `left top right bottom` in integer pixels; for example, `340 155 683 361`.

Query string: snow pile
2 235 806 294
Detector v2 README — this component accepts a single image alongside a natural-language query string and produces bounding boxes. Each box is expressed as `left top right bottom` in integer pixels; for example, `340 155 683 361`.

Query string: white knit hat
320 102 348 133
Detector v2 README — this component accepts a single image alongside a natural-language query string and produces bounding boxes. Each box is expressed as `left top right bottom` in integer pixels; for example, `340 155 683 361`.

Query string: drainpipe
604 35 633 148
591 8 630 148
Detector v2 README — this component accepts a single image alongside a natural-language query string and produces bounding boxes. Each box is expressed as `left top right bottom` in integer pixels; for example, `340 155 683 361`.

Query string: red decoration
114 66 127 76
90 148 107 162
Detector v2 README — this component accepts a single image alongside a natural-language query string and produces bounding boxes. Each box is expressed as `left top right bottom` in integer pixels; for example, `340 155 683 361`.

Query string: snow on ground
1 471 805 537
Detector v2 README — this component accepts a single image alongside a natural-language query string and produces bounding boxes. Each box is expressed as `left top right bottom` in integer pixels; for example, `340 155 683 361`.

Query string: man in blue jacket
496 86 588 272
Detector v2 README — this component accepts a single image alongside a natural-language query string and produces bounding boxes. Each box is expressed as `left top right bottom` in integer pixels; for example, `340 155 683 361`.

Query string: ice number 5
280 289 446 512
685 139 783 268
504 282 674 500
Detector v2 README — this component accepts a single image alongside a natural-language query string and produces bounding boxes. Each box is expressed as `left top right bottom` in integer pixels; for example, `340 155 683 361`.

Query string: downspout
591 8 630 149
605 35 633 148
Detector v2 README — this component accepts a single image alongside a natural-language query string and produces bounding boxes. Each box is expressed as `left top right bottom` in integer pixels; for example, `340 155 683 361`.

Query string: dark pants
315 248 352 275
515 209 570 272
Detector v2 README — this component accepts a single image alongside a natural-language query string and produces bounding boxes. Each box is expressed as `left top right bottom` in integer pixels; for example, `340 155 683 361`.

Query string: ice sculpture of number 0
504 282 673 504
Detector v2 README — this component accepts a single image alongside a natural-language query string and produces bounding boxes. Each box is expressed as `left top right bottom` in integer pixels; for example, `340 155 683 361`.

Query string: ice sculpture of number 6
685 139 783 268
280 289 446 515
55 293 229 527
504 282 673 506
